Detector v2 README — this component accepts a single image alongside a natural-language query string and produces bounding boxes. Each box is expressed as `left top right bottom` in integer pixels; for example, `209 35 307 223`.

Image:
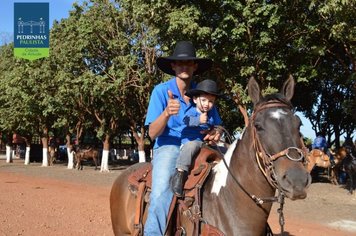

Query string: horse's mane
255 93 293 108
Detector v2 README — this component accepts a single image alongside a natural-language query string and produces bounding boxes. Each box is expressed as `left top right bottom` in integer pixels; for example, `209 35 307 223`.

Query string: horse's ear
248 76 262 105
281 75 295 101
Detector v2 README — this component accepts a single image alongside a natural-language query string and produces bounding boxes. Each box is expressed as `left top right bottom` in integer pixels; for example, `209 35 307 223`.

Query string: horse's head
343 137 356 155
332 147 348 164
248 75 311 200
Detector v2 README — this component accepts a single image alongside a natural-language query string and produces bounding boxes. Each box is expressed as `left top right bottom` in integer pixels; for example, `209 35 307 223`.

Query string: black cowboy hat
186 79 222 98
156 41 212 76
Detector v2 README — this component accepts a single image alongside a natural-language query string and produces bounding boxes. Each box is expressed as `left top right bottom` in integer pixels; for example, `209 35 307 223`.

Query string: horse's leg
53 151 57 163
51 152 55 165
350 171 354 194
329 168 338 185
49 153 53 166
94 157 98 170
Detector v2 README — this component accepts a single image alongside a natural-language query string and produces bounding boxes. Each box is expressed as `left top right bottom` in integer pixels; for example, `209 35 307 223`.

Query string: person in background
171 79 222 197
144 41 222 235
312 131 335 167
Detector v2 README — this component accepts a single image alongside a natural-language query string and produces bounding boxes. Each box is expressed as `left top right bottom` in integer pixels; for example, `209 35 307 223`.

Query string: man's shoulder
153 78 174 92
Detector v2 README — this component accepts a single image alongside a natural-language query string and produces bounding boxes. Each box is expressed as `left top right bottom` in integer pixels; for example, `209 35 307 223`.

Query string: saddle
311 149 329 162
127 146 225 236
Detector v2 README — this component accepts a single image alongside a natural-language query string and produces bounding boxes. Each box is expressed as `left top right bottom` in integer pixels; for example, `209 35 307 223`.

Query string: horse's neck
202 129 275 234
231 133 276 198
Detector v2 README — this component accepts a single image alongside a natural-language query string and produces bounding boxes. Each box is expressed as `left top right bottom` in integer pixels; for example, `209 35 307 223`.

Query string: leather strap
165 195 178 235
193 186 201 235
132 182 146 236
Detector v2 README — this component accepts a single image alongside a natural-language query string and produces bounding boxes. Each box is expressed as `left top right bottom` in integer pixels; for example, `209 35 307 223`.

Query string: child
171 79 222 197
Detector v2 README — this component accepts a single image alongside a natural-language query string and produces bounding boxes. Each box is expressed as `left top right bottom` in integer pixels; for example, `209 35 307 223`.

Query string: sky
0 0 318 140
0 0 78 32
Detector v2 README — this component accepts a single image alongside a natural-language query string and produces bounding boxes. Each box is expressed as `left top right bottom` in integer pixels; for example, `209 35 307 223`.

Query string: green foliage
0 0 354 146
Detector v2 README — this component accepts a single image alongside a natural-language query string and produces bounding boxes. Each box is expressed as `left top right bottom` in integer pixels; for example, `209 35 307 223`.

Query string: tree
0 43 58 166
1 0 354 167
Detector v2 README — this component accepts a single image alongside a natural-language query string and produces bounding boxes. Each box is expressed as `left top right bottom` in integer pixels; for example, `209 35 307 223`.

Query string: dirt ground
1 159 355 236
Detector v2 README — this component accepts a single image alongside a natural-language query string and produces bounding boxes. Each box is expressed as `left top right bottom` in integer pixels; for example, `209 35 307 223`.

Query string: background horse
306 149 331 172
74 146 99 170
328 147 349 185
305 149 336 184
48 146 58 166
110 76 311 235
342 143 356 194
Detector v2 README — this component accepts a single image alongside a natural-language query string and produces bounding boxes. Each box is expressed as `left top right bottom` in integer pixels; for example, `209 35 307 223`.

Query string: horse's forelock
255 93 293 109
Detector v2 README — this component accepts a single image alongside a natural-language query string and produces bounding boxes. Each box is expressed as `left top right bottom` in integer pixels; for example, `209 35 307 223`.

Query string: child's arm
183 115 201 127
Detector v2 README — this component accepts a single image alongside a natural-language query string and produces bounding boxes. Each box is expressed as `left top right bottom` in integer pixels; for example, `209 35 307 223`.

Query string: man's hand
164 90 180 117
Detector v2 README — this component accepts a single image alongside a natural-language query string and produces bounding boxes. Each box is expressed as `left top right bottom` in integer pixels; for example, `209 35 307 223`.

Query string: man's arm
148 109 170 140
148 90 180 140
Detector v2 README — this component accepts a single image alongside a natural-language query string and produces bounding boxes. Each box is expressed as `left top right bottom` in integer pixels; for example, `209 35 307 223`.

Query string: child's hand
200 112 208 124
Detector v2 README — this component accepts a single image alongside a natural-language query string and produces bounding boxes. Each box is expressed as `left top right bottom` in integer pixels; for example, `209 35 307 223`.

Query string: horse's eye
255 123 263 131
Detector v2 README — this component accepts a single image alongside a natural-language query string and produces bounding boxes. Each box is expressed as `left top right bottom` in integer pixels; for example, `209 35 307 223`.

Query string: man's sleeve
145 86 167 126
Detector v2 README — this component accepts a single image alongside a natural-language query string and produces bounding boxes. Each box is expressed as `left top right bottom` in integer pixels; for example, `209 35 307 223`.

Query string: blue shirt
312 135 327 149
145 78 221 149
181 106 222 144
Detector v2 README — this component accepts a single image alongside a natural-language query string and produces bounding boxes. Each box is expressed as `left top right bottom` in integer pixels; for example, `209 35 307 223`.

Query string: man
144 41 221 235
312 131 335 167
312 132 327 151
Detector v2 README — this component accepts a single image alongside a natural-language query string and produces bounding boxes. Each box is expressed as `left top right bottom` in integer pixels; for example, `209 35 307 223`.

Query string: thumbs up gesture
200 112 208 124
164 90 180 117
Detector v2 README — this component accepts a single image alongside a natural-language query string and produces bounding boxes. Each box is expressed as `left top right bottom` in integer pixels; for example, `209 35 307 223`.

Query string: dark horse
342 140 356 194
110 76 311 235
48 146 58 166
74 146 99 170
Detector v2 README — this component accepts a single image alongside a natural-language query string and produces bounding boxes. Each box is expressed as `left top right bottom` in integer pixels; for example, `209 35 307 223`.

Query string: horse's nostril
282 174 288 181
282 168 311 188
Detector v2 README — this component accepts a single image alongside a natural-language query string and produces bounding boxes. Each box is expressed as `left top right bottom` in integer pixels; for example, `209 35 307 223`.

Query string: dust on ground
0 159 355 236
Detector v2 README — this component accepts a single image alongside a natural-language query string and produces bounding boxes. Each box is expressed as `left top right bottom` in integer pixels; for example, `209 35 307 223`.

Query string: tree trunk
334 125 341 148
6 144 12 163
41 127 49 166
131 126 146 163
100 134 110 172
5 132 13 163
24 146 30 165
23 138 31 165
41 136 48 166
66 133 74 169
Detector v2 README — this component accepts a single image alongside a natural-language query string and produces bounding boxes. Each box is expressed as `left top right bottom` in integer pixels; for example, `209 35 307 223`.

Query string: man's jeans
144 145 180 236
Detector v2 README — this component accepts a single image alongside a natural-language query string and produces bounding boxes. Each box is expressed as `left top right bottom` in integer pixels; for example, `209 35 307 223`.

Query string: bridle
251 100 307 189
216 99 307 235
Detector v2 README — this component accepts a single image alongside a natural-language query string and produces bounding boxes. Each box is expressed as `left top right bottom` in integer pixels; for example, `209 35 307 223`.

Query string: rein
217 143 284 236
